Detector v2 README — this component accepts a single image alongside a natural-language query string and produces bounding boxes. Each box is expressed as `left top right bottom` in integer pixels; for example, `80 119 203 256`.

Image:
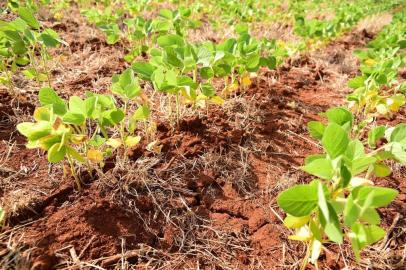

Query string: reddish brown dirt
1 7 405 270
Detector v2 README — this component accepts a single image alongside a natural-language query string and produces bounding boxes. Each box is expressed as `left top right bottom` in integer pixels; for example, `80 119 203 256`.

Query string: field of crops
0 0 405 269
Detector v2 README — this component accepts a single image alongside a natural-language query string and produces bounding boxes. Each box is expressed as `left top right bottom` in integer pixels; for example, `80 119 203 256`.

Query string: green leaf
307 121 325 140
85 96 97 118
260 56 276 69
246 54 260 72
350 223 385 261
344 139 364 159
200 67 214 79
132 61 156 81
201 83 216 97
69 96 86 116
39 28 66 47
111 69 141 99
344 194 360 227
62 112 85 125
48 143 66 163
339 164 351 188
368 126 386 148
390 142 406 165
348 76 365 89
88 135 106 147
66 146 85 163
132 105 150 121
101 109 125 126
352 186 398 208
390 124 406 144
17 122 52 141
349 156 376 175
302 158 334 180
325 107 353 126
277 183 318 217
376 74 387 85
317 182 329 222
319 202 343 243
39 87 67 115
157 34 184 47
309 219 322 241
159 9 173 19
373 163 391 177
360 208 381 225
18 7 40 29
322 123 349 159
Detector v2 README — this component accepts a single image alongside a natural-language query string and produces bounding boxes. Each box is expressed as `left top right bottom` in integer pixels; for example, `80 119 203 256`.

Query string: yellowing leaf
146 140 162 154
54 12 64 21
283 215 310 229
71 134 87 144
106 138 122 148
288 226 312 241
33 107 50 121
349 177 374 187
241 75 252 87
210 96 225 105
125 136 141 147
387 94 406 112
376 104 388 115
222 82 238 95
87 149 103 163
195 98 206 109
364 59 376 66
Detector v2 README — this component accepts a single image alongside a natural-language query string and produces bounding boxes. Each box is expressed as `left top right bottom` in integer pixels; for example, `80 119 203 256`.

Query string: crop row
277 6 406 268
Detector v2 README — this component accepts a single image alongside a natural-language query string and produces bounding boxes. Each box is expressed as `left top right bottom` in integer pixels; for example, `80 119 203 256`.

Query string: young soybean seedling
17 87 124 190
277 107 402 269
0 6 66 95
109 68 149 158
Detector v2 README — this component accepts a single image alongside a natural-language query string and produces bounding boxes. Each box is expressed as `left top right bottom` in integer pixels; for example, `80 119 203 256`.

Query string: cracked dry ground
0 11 405 270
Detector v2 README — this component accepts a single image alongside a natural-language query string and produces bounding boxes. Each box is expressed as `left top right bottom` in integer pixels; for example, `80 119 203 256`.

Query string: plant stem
144 120 149 141
300 243 311 270
176 93 180 126
1 59 15 96
67 154 81 191
40 46 52 87
193 67 197 82
28 48 42 86
121 101 128 162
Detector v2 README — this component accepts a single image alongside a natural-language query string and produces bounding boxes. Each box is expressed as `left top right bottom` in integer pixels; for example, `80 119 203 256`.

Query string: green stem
193 67 197 82
83 142 94 179
40 46 52 87
120 101 128 162
99 124 109 139
1 60 15 96
67 154 81 191
28 48 42 86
